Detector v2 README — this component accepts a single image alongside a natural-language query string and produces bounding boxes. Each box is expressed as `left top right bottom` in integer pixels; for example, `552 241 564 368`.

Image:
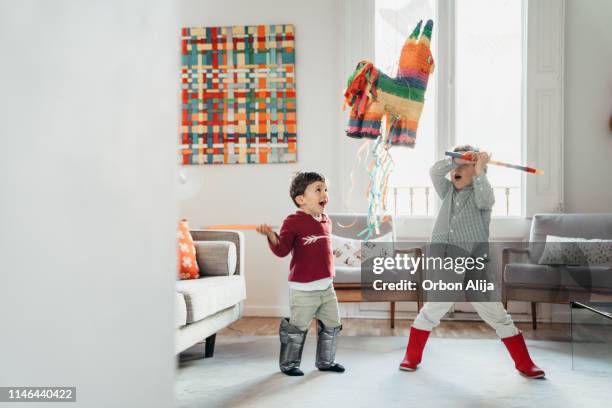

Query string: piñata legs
389 116 417 147
347 100 384 140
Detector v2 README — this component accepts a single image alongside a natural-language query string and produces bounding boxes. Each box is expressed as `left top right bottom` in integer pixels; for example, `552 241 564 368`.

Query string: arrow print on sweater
302 235 329 245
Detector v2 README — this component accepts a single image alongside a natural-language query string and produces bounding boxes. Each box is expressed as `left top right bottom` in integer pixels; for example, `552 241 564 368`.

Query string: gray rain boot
315 320 345 373
279 318 307 376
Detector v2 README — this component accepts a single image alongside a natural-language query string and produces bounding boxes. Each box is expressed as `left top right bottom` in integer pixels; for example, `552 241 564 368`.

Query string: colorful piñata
343 19 435 238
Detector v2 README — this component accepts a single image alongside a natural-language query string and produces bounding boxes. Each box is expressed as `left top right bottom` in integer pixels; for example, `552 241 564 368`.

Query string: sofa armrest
501 247 531 303
190 230 245 276
193 241 236 276
502 247 530 267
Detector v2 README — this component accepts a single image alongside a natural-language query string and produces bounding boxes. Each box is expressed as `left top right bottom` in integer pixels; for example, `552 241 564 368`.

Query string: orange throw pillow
177 219 199 279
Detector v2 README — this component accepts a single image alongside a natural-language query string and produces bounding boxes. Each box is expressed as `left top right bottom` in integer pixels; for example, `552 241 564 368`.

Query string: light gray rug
176 336 610 408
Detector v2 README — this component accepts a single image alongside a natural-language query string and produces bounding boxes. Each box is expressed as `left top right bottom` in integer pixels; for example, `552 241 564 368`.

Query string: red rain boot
399 327 431 371
502 332 545 379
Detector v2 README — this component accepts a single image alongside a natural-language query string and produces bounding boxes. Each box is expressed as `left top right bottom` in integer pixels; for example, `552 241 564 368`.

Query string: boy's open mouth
454 174 462 181
319 201 327 208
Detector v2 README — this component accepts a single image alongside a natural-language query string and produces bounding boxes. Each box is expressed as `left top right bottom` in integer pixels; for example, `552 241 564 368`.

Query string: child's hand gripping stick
444 151 544 174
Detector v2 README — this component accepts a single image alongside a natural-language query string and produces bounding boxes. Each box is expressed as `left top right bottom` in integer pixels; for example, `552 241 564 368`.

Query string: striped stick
203 224 279 230
444 151 544 174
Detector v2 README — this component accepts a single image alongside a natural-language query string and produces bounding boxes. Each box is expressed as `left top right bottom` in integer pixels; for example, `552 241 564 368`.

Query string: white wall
545 0 612 324
564 0 612 213
178 0 344 316
177 0 612 319
0 2 177 407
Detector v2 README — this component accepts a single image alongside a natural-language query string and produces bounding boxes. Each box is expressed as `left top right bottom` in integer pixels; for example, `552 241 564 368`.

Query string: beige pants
289 286 341 331
413 302 519 339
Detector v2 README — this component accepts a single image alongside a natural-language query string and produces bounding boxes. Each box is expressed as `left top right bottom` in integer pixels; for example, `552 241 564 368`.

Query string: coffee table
570 301 612 373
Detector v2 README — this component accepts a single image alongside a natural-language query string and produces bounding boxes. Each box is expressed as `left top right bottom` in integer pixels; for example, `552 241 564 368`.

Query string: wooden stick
202 224 279 230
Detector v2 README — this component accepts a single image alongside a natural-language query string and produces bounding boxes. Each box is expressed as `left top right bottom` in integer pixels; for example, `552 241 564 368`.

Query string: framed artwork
180 24 297 164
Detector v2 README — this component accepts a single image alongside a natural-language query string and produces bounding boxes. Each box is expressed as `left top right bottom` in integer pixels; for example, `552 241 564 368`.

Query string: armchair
502 214 612 329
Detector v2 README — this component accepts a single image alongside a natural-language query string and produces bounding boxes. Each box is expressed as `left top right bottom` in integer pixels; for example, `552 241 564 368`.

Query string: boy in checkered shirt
399 145 545 379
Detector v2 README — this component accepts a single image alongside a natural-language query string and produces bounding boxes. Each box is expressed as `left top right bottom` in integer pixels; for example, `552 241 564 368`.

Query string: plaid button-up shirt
429 158 494 246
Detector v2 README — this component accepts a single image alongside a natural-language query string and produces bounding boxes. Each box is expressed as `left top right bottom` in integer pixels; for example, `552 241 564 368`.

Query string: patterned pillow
332 235 362 267
576 239 612 266
331 233 393 267
538 235 587 266
177 219 200 279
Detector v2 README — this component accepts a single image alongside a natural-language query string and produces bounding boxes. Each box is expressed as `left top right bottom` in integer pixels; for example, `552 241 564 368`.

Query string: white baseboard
244 305 289 317
244 305 542 324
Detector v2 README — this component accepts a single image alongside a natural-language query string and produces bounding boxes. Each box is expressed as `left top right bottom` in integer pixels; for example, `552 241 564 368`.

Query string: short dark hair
452 144 486 172
290 172 326 207
453 144 479 154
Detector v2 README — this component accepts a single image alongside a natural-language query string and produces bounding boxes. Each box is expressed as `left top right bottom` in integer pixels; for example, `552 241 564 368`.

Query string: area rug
176 336 610 408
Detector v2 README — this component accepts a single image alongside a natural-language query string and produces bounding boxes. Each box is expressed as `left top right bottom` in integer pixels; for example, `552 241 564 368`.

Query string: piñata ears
409 19 433 43
409 20 423 40
421 19 433 41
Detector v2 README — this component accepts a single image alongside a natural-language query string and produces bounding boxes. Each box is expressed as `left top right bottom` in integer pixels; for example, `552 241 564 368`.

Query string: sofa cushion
332 235 362 267
505 263 612 290
177 219 199 279
331 232 393 268
175 292 187 328
577 240 612 266
190 230 244 276
176 275 246 323
194 241 237 276
538 235 588 265
334 266 361 283
528 214 612 263
327 213 393 239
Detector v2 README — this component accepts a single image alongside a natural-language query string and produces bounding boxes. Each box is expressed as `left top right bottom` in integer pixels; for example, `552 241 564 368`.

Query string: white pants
412 302 519 339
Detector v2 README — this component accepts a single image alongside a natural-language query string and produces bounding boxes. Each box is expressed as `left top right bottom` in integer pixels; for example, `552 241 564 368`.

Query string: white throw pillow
576 239 612 266
538 235 612 266
331 233 393 267
538 235 586 265
331 235 362 267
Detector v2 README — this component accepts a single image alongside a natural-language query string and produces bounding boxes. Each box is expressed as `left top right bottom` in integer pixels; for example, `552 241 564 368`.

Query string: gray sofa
503 213 612 329
175 230 246 356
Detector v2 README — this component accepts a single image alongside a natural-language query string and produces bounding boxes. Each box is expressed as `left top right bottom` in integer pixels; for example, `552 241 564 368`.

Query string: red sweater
268 211 334 283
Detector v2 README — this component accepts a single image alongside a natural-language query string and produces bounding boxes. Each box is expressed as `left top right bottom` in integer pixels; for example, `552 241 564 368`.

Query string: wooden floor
219 317 570 341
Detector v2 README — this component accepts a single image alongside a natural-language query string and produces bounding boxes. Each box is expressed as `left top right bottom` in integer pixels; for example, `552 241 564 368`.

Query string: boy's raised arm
473 174 495 210
430 158 457 199
473 152 495 210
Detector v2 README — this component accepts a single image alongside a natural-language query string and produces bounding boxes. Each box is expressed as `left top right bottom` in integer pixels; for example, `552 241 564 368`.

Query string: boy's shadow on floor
209 371 326 407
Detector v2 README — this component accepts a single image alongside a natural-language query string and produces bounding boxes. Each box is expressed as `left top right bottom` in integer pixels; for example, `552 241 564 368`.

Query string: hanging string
357 115 395 240
337 140 371 230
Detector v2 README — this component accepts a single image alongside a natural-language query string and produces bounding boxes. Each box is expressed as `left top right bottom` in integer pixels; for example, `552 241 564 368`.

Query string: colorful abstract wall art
180 25 297 164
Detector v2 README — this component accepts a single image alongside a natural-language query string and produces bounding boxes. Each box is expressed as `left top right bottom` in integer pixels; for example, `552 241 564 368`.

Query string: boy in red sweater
257 172 345 376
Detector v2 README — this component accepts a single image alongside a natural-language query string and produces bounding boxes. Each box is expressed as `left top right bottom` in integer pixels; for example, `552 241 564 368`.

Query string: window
375 0 523 217
455 0 522 216
375 0 437 217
